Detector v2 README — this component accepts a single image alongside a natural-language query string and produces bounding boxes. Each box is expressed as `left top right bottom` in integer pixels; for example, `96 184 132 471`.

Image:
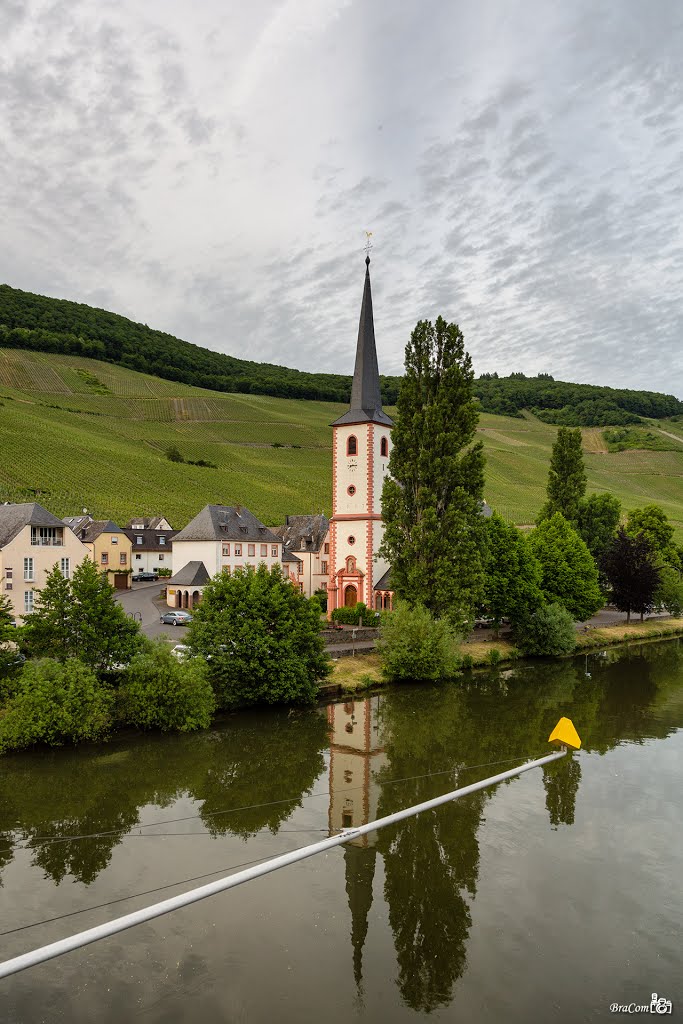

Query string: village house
271 514 330 597
168 504 283 609
0 502 90 620
123 516 177 575
63 516 133 589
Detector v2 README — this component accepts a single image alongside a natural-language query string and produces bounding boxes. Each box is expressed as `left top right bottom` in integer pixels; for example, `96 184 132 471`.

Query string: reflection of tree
543 757 582 827
0 707 329 886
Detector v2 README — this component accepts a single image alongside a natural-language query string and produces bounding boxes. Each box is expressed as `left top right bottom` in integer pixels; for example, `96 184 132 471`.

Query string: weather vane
364 230 373 258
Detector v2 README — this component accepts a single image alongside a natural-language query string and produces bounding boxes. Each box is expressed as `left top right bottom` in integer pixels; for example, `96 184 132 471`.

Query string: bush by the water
330 602 379 626
0 659 113 753
119 640 215 732
517 604 576 657
376 601 461 682
187 564 331 709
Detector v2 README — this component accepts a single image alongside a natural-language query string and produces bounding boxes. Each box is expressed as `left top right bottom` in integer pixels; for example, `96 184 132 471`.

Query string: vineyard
1 350 682 537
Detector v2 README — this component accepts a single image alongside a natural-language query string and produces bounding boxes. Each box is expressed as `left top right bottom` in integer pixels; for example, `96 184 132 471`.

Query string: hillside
2 284 682 423
1 349 682 539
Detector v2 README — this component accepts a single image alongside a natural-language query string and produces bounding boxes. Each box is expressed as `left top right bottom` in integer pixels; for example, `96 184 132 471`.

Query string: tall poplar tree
538 427 586 524
379 317 485 624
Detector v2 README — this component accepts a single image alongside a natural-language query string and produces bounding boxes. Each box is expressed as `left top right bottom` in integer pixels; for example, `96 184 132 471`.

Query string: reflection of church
327 256 395 613
327 696 387 988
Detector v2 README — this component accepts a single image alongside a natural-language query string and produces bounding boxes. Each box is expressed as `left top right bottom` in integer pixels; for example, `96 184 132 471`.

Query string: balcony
30 536 64 547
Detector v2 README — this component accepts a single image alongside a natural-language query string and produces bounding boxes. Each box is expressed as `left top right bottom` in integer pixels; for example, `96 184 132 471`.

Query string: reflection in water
1 639 682 1019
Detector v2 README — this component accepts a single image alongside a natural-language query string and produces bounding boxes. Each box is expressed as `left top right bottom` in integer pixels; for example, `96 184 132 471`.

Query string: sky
2 0 682 394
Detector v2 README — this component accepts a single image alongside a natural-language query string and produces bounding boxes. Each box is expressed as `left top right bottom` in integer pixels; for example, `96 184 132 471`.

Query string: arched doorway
344 584 358 607
192 590 200 608
176 590 182 608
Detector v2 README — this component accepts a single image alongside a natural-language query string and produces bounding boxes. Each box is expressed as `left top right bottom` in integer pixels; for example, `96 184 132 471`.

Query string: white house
272 514 330 597
0 503 90 621
123 517 177 575
168 504 283 609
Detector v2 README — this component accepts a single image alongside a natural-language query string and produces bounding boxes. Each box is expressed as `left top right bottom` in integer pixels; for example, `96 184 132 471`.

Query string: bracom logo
610 993 672 1014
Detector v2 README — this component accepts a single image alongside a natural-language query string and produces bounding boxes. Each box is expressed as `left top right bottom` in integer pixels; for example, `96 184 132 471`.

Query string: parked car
132 571 159 582
160 610 193 626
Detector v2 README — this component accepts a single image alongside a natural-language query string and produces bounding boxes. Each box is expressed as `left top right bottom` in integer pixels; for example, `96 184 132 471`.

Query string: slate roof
374 568 392 591
0 502 66 549
282 549 302 563
64 518 124 544
331 257 394 429
123 528 177 552
168 561 211 587
271 513 329 554
173 505 281 545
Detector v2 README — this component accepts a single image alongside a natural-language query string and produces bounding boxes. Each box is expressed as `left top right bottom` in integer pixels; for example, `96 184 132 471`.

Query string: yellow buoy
548 717 581 750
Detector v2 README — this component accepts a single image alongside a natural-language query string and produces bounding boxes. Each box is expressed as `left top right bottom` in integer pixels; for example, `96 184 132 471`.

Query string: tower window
347 485 356 496
347 435 357 456
347 536 355 546
380 436 388 457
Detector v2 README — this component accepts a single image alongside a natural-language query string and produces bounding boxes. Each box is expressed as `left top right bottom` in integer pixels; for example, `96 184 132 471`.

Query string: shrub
517 603 576 657
376 601 461 683
330 602 379 626
187 565 331 709
461 654 474 670
156 567 172 577
119 640 215 732
488 648 501 666
0 659 113 753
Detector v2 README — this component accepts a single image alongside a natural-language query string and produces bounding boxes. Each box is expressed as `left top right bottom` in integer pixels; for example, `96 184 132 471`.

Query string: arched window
380 436 388 457
347 435 357 456
346 556 356 573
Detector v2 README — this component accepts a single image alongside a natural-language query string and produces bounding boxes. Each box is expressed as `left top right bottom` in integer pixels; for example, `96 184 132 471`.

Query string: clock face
348 460 358 470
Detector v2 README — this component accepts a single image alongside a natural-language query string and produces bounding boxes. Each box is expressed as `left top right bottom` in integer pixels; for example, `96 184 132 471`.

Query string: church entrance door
344 585 358 608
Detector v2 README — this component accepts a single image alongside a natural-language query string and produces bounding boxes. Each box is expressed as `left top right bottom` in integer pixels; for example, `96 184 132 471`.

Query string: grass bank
328 619 683 692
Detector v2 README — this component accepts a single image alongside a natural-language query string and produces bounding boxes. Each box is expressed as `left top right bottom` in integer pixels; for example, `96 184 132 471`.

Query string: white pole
0 749 565 980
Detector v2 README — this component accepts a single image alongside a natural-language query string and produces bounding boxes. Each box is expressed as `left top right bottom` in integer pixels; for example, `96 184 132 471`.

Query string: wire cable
0 752 543 854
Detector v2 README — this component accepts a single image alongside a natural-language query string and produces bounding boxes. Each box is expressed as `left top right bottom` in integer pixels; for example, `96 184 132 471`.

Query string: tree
0 659 113 753
22 558 142 673
0 594 20 693
600 527 661 623
517 603 576 657
376 601 462 682
626 505 679 569
529 513 603 621
166 445 184 463
654 563 683 617
482 514 544 633
186 564 331 709
380 317 486 624
119 640 215 732
577 493 621 561
538 427 586 524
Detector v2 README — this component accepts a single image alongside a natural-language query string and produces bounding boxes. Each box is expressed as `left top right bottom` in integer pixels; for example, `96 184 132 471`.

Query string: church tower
327 255 393 613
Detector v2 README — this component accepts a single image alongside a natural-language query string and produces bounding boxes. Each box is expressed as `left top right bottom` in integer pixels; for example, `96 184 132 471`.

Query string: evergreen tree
529 513 603 621
380 317 485 624
21 565 72 661
482 514 544 633
576 492 621 561
187 564 331 709
538 427 586 524
601 528 662 623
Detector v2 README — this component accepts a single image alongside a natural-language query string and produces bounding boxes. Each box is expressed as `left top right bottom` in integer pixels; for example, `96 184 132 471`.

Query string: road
116 581 192 641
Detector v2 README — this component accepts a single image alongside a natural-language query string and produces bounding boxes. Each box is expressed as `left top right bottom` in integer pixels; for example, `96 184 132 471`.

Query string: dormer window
239 527 248 534
347 435 357 456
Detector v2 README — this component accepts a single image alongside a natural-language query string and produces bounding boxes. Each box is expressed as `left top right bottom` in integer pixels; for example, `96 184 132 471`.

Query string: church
326 254 394 614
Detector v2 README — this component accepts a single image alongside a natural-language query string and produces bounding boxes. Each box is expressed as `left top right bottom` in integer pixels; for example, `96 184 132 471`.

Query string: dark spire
344 844 378 993
331 256 394 427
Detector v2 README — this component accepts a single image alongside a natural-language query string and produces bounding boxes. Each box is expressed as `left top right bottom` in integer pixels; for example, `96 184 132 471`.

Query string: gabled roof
169 561 211 587
271 513 329 554
0 502 66 549
125 516 173 530
331 257 394 429
374 568 392 591
122 528 177 552
173 505 281 545
65 518 124 544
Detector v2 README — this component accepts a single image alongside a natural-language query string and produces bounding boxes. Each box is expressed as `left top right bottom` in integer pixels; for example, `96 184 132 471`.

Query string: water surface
1 641 682 1021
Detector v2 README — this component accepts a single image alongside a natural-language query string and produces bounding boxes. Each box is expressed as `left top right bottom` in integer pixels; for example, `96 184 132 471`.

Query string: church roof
331 257 394 428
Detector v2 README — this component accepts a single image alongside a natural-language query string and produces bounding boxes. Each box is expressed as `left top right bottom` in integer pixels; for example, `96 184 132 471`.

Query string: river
1 640 682 1022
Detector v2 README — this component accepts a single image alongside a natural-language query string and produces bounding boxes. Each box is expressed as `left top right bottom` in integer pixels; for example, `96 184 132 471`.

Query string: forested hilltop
1 283 681 422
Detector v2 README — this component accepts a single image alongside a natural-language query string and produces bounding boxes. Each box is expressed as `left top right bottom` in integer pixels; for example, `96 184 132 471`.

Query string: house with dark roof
168 504 283 609
271 514 330 597
63 516 133 589
0 503 89 620
123 518 177 575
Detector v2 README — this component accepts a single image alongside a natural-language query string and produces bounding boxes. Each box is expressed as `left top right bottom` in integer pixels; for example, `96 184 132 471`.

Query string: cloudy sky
2 0 682 394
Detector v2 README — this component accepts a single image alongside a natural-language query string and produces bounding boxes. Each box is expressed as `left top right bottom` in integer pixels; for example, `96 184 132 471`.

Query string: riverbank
328 617 683 693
